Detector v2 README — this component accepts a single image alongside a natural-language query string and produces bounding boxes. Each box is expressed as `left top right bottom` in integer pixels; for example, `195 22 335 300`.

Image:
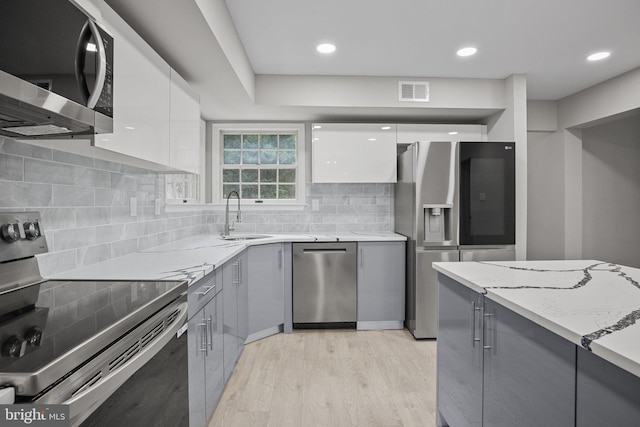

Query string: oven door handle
62 302 188 426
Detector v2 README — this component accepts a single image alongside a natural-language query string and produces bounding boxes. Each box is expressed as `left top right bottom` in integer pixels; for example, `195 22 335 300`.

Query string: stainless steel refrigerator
395 141 516 339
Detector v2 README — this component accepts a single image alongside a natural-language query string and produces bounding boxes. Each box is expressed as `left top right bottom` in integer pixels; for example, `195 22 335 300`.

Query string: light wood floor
209 329 437 427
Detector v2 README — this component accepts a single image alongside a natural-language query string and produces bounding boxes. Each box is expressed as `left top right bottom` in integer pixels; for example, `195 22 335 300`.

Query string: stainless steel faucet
223 190 241 236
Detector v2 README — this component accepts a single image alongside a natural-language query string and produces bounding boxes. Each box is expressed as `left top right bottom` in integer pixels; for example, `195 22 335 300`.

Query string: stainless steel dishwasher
292 242 357 328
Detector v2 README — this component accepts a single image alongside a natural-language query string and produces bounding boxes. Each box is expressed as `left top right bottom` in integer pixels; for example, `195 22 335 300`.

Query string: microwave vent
398 81 429 102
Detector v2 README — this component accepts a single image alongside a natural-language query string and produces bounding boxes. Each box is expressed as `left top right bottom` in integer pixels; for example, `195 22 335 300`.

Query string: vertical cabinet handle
198 322 207 354
233 261 239 286
483 309 495 351
278 249 282 269
207 315 213 350
360 248 364 268
471 301 482 347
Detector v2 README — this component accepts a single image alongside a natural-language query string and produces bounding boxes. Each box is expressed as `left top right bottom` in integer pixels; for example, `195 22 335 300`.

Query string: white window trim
211 122 306 205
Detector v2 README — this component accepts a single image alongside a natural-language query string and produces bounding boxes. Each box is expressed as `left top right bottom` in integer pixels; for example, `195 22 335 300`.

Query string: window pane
279 185 296 199
261 184 277 199
243 134 259 149
241 169 258 183
223 184 239 196
223 169 240 182
279 134 296 149
223 134 241 149
242 184 258 199
261 150 277 164
224 150 241 164
279 169 296 183
242 150 259 164
261 134 277 149
279 150 296 165
261 169 277 183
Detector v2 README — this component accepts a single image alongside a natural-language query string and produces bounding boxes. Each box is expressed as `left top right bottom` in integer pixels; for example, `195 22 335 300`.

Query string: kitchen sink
221 234 270 241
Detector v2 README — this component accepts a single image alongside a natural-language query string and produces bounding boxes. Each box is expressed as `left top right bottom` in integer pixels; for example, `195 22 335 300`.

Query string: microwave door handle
74 20 107 109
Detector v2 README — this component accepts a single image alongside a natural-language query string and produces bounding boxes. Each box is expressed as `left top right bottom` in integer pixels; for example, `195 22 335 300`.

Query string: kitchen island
433 260 640 427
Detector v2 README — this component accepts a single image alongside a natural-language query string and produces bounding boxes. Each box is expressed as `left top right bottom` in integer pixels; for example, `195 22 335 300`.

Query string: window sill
165 202 307 213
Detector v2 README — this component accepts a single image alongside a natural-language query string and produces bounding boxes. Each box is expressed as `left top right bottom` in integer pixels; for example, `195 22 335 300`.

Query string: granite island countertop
45 232 406 285
433 260 640 379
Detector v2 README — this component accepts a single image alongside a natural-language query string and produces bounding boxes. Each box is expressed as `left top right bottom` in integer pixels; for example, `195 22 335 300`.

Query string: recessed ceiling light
457 47 477 57
587 51 610 61
448 131 459 135
313 125 322 129
368 138 377 141
317 43 336 54
381 126 391 130
124 126 135 130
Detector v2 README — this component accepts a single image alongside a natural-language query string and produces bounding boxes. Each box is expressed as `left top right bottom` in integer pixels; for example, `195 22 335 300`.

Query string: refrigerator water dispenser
423 204 452 243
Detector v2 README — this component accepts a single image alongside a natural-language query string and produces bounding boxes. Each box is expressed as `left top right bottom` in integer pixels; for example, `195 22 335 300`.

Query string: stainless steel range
0 212 189 426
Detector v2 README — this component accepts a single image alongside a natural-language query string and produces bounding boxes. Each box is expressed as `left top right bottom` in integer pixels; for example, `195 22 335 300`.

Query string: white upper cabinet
169 69 201 174
397 124 487 145
93 3 172 166
312 123 397 183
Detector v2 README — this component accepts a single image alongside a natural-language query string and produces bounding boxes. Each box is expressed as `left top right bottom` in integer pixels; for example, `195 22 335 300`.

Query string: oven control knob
2 336 27 358
0 224 19 243
24 327 43 347
23 222 40 240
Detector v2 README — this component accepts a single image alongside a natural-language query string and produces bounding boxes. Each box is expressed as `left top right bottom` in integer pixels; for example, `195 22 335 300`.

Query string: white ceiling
104 0 640 121
226 0 640 101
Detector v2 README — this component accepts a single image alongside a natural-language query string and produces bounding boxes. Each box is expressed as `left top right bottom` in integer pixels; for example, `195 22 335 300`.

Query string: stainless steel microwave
0 0 114 138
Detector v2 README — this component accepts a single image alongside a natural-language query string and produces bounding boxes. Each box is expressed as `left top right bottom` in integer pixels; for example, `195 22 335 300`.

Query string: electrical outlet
312 199 320 211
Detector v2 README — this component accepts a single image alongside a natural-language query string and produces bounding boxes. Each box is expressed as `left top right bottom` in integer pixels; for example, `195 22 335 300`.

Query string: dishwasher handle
302 248 348 254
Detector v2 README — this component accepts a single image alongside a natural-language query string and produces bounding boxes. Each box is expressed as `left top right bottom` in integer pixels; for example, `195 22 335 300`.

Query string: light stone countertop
433 260 640 379
47 232 406 285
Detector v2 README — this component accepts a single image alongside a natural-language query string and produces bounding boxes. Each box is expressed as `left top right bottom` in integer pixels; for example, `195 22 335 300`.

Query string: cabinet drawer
188 269 221 318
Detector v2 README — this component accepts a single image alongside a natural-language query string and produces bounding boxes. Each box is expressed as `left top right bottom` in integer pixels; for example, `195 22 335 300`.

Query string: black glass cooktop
0 279 186 374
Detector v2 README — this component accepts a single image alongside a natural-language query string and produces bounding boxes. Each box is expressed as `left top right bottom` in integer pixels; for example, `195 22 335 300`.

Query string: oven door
35 300 188 427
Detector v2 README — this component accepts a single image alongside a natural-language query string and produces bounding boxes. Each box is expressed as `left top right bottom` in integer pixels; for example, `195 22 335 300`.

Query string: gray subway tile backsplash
1 136 393 277
0 153 24 181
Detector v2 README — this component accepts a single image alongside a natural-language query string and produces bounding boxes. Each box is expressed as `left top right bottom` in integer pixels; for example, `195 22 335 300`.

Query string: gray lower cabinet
576 347 640 427
437 273 575 427
437 273 484 427
482 298 575 427
188 270 224 427
247 243 285 342
222 252 248 383
356 241 405 329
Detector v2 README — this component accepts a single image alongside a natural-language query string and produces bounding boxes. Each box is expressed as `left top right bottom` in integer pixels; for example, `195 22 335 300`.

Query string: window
212 124 305 204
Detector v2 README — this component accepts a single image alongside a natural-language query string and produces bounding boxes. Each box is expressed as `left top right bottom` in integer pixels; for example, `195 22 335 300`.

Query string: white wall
526 131 565 259
525 67 640 264
581 114 640 266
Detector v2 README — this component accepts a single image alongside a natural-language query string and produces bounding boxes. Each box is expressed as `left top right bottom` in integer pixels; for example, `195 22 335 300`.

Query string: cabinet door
576 346 640 427
93 3 171 166
188 309 207 427
436 273 484 427
237 251 249 352
169 69 201 173
396 124 486 145
482 298 575 427
248 243 285 338
357 242 405 325
222 260 238 384
312 123 397 183
204 292 224 421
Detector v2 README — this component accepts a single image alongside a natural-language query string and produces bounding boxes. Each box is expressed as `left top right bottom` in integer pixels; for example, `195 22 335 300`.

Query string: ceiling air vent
398 81 429 102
